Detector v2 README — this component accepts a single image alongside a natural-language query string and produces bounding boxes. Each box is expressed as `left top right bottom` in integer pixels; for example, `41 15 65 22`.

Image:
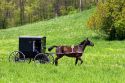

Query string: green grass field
0 8 125 83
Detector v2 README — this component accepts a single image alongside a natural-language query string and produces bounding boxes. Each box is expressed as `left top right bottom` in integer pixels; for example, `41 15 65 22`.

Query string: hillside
0 8 125 83
0 8 96 58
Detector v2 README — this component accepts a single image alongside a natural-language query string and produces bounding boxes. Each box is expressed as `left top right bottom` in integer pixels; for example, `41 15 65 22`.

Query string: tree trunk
94 0 98 4
19 0 25 25
79 0 82 12
3 0 11 29
54 0 60 16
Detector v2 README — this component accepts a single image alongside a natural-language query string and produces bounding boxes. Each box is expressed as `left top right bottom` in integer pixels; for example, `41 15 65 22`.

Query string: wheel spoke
34 53 49 64
9 51 25 62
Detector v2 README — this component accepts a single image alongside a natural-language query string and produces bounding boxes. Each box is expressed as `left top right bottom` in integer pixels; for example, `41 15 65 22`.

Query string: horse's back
56 46 82 54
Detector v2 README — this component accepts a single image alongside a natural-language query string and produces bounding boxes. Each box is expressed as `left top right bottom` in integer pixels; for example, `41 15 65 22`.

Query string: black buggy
9 36 54 64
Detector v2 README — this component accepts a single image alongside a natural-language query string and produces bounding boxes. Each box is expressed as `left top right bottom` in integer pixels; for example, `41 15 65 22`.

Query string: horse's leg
75 58 78 65
55 57 59 66
55 55 63 66
78 57 83 64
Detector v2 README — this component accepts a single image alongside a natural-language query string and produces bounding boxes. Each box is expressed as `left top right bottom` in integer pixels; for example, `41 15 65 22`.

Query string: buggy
9 36 54 64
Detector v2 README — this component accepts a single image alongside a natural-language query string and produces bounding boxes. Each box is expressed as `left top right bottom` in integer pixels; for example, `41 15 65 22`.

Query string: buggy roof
19 36 42 39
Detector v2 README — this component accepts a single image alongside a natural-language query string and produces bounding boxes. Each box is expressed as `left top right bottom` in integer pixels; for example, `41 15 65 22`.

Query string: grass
0 8 125 83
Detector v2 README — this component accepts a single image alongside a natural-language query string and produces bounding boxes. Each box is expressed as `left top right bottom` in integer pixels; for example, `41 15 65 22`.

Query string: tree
19 0 25 25
0 0 96 29
54 0 60 16
87 0 125 40
79 0 82 11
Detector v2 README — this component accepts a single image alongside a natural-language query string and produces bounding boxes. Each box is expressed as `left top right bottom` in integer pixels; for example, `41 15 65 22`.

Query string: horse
48 38 94 66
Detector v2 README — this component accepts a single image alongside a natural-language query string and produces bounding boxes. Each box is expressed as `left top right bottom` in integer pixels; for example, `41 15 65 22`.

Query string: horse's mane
79 40 86 46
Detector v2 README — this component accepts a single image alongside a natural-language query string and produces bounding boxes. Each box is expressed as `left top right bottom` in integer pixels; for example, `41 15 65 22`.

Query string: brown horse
48 38 94 65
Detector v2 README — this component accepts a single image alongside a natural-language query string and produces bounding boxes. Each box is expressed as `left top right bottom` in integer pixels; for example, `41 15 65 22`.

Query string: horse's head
79 38 94 46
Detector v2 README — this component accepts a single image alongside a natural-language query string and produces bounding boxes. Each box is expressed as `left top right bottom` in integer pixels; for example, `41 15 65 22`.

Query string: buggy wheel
34 53 49 64
9 51 25 62
45 53 54 64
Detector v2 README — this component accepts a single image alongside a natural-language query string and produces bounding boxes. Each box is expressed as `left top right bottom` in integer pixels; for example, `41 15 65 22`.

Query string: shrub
87 0 125 40
60 6 77 15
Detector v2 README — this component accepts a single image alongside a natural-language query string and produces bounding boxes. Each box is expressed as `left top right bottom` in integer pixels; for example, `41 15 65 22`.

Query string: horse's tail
48 45 57 51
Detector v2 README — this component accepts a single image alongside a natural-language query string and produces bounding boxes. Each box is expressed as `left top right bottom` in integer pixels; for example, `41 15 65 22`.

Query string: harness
57 45 83 54
71 45 83 54
71 45 74 53
58 47 62 54
77 45 82 53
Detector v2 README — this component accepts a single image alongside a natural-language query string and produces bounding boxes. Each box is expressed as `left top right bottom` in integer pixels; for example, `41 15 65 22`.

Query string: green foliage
60 6 77 15
87 0 125 40
0 0 97 29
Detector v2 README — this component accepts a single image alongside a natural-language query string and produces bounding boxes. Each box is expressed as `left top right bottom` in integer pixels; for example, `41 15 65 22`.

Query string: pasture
0 8 125 83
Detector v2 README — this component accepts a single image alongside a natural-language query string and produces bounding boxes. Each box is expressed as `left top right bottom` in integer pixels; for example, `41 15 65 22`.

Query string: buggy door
33 40 41 53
